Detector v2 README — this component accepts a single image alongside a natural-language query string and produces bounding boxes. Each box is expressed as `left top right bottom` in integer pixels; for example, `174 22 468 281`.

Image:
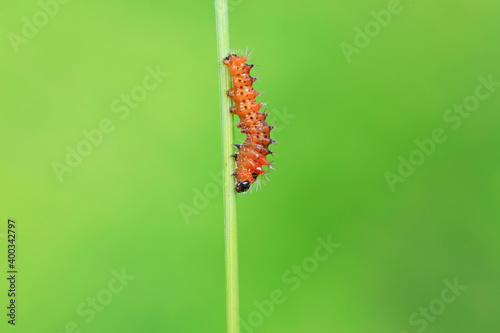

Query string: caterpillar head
235 181 251 193
223 54 252 76
223 53 237 62
223 53 245 65
234 171 260 193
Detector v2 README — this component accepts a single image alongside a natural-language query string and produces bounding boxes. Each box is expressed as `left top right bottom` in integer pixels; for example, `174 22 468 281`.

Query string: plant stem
215 1 239 333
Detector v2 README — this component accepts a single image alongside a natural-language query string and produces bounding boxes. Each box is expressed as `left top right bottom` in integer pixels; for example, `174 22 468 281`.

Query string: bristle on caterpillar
223 53 274 193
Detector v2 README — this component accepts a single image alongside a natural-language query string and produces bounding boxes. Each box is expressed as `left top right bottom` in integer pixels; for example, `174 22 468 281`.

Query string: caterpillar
223 53 274 193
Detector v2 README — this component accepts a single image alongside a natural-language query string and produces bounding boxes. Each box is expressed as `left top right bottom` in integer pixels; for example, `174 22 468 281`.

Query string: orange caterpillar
223 54 274 193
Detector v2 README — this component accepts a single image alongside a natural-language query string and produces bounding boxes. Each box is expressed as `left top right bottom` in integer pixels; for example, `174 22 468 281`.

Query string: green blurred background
1 0 499 332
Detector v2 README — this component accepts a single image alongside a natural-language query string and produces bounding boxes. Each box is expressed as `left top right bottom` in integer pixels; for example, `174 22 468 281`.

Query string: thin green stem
215 1 239 333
